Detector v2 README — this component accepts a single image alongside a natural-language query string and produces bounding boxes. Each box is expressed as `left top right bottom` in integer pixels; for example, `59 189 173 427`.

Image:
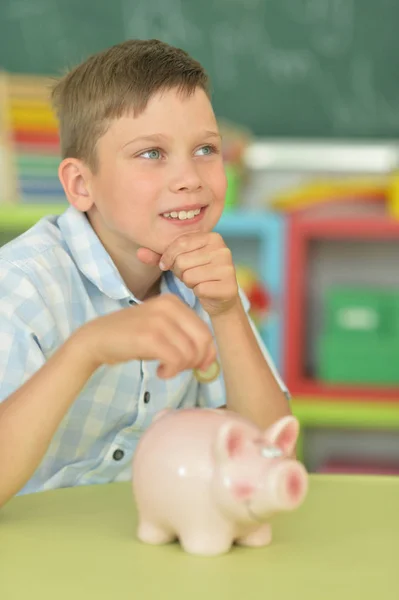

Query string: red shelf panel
284 214 399 403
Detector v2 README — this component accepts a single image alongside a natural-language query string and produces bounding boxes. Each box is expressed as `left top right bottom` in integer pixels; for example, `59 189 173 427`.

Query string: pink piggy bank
132 408 308 556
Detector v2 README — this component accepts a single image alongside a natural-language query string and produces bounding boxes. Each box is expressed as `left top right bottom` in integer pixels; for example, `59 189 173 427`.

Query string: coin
193 360 220 383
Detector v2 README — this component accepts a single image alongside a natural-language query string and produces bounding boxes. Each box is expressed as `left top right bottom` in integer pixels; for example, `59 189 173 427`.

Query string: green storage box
317 287 399 385
223 164 241 211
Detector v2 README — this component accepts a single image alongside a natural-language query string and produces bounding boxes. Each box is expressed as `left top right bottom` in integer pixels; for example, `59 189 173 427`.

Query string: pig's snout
270 461 308 511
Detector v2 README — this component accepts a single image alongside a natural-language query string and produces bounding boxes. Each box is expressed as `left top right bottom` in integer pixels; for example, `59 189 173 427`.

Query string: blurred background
1 0 399 474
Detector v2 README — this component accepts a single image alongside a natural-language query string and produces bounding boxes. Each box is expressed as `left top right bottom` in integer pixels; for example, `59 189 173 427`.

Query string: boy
0 39 290 507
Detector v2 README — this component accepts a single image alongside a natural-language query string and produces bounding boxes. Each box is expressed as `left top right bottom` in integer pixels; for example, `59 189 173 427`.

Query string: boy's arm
210 300 291 429
0 295 217 507
0 334 98 507
143 232 292 430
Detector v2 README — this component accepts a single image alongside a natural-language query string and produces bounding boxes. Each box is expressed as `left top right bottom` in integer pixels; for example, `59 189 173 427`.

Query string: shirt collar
161 270 196 308
57 206 196 307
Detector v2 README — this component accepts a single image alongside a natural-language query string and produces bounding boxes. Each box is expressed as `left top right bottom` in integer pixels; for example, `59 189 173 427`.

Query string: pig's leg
179 526 233 556
137 520 176 545
236 523 272 547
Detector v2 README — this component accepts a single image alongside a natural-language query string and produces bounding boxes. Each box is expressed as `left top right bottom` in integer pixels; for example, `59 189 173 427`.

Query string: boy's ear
58 158 94 212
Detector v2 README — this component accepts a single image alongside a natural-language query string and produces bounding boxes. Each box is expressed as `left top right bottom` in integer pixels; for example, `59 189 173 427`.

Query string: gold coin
194 360 221 383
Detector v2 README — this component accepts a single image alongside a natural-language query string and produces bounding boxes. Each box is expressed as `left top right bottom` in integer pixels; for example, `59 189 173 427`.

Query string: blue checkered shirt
0 206 288 495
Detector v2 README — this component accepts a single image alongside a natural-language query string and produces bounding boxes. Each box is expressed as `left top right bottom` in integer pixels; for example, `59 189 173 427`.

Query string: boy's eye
195 145 217 157
140 149 162 159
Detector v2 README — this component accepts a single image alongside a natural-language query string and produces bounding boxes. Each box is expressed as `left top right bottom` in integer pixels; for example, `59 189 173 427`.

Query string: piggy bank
132 408 308 556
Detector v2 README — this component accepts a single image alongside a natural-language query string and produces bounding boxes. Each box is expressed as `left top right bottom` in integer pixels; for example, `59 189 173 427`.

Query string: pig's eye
261 446 283 459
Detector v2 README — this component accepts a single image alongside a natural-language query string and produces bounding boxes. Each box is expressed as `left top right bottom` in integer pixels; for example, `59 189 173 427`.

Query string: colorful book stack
0 72 66 204
0 73 16 204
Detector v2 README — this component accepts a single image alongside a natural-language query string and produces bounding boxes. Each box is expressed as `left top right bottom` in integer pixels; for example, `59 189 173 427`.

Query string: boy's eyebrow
202 130 222 139
122 130 221 148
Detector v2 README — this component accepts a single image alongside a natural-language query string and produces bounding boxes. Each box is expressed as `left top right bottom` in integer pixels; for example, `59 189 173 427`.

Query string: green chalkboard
1 0 399 139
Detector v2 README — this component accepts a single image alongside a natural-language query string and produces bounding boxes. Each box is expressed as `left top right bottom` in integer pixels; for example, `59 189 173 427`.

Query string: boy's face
86 87 227 255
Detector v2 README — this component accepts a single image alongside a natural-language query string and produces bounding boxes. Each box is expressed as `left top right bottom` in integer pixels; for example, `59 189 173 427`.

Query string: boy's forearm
211 301 291 430
0 331 97 507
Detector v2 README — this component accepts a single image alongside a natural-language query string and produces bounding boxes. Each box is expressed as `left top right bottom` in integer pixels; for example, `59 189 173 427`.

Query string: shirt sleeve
0 261 49 403
197 287 290 409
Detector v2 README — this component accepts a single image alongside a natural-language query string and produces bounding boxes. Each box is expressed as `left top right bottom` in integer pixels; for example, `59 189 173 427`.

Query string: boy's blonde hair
51 39 210 171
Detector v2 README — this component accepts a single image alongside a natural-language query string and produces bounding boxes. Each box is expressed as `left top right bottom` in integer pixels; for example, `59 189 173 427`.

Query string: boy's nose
169 162 203 193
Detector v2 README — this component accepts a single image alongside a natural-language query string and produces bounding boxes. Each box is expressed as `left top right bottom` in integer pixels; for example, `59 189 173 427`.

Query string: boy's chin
141 217 214 255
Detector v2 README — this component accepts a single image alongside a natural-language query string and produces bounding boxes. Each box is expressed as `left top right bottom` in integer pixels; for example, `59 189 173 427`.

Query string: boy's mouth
160 205 207 224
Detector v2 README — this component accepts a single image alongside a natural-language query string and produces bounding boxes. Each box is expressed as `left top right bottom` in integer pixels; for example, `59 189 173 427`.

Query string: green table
1 475 398 600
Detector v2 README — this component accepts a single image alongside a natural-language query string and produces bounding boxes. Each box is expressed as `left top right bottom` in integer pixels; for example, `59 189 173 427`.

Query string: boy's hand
137 233 239 317
75 295 217 379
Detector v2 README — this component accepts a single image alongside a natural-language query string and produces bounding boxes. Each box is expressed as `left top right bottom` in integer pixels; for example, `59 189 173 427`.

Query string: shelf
217 209 282 236
244 139 399 172
216 209 286 372
292 399 399 429
291 398 399 465
0 203 66 229
285 214 399 401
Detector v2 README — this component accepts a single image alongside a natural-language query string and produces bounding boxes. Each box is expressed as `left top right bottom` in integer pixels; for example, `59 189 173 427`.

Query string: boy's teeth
162 208 202 220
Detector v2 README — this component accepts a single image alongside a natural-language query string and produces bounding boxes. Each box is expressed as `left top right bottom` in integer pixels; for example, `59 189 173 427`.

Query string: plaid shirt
0 206 289 495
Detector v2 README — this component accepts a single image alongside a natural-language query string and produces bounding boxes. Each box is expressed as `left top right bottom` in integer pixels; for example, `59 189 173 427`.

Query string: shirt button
144 391 151 404
112 449 125 461
129 299 136 305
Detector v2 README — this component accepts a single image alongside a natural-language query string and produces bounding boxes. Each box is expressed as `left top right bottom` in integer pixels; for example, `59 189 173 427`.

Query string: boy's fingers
180 264 221 289
147 301 217 373
170 249 212 280
156 316 214 373
199 342 218 372
167 307 216 364
159 232 207 271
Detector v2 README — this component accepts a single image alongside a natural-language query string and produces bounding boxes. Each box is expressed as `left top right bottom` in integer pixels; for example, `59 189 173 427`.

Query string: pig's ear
265 416 299 455
214 422 249 462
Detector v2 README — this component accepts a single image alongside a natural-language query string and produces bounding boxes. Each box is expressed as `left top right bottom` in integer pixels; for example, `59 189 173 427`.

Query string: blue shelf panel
215 210 286 375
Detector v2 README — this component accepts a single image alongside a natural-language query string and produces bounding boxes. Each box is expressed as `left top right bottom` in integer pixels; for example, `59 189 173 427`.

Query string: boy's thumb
136 247 162 267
